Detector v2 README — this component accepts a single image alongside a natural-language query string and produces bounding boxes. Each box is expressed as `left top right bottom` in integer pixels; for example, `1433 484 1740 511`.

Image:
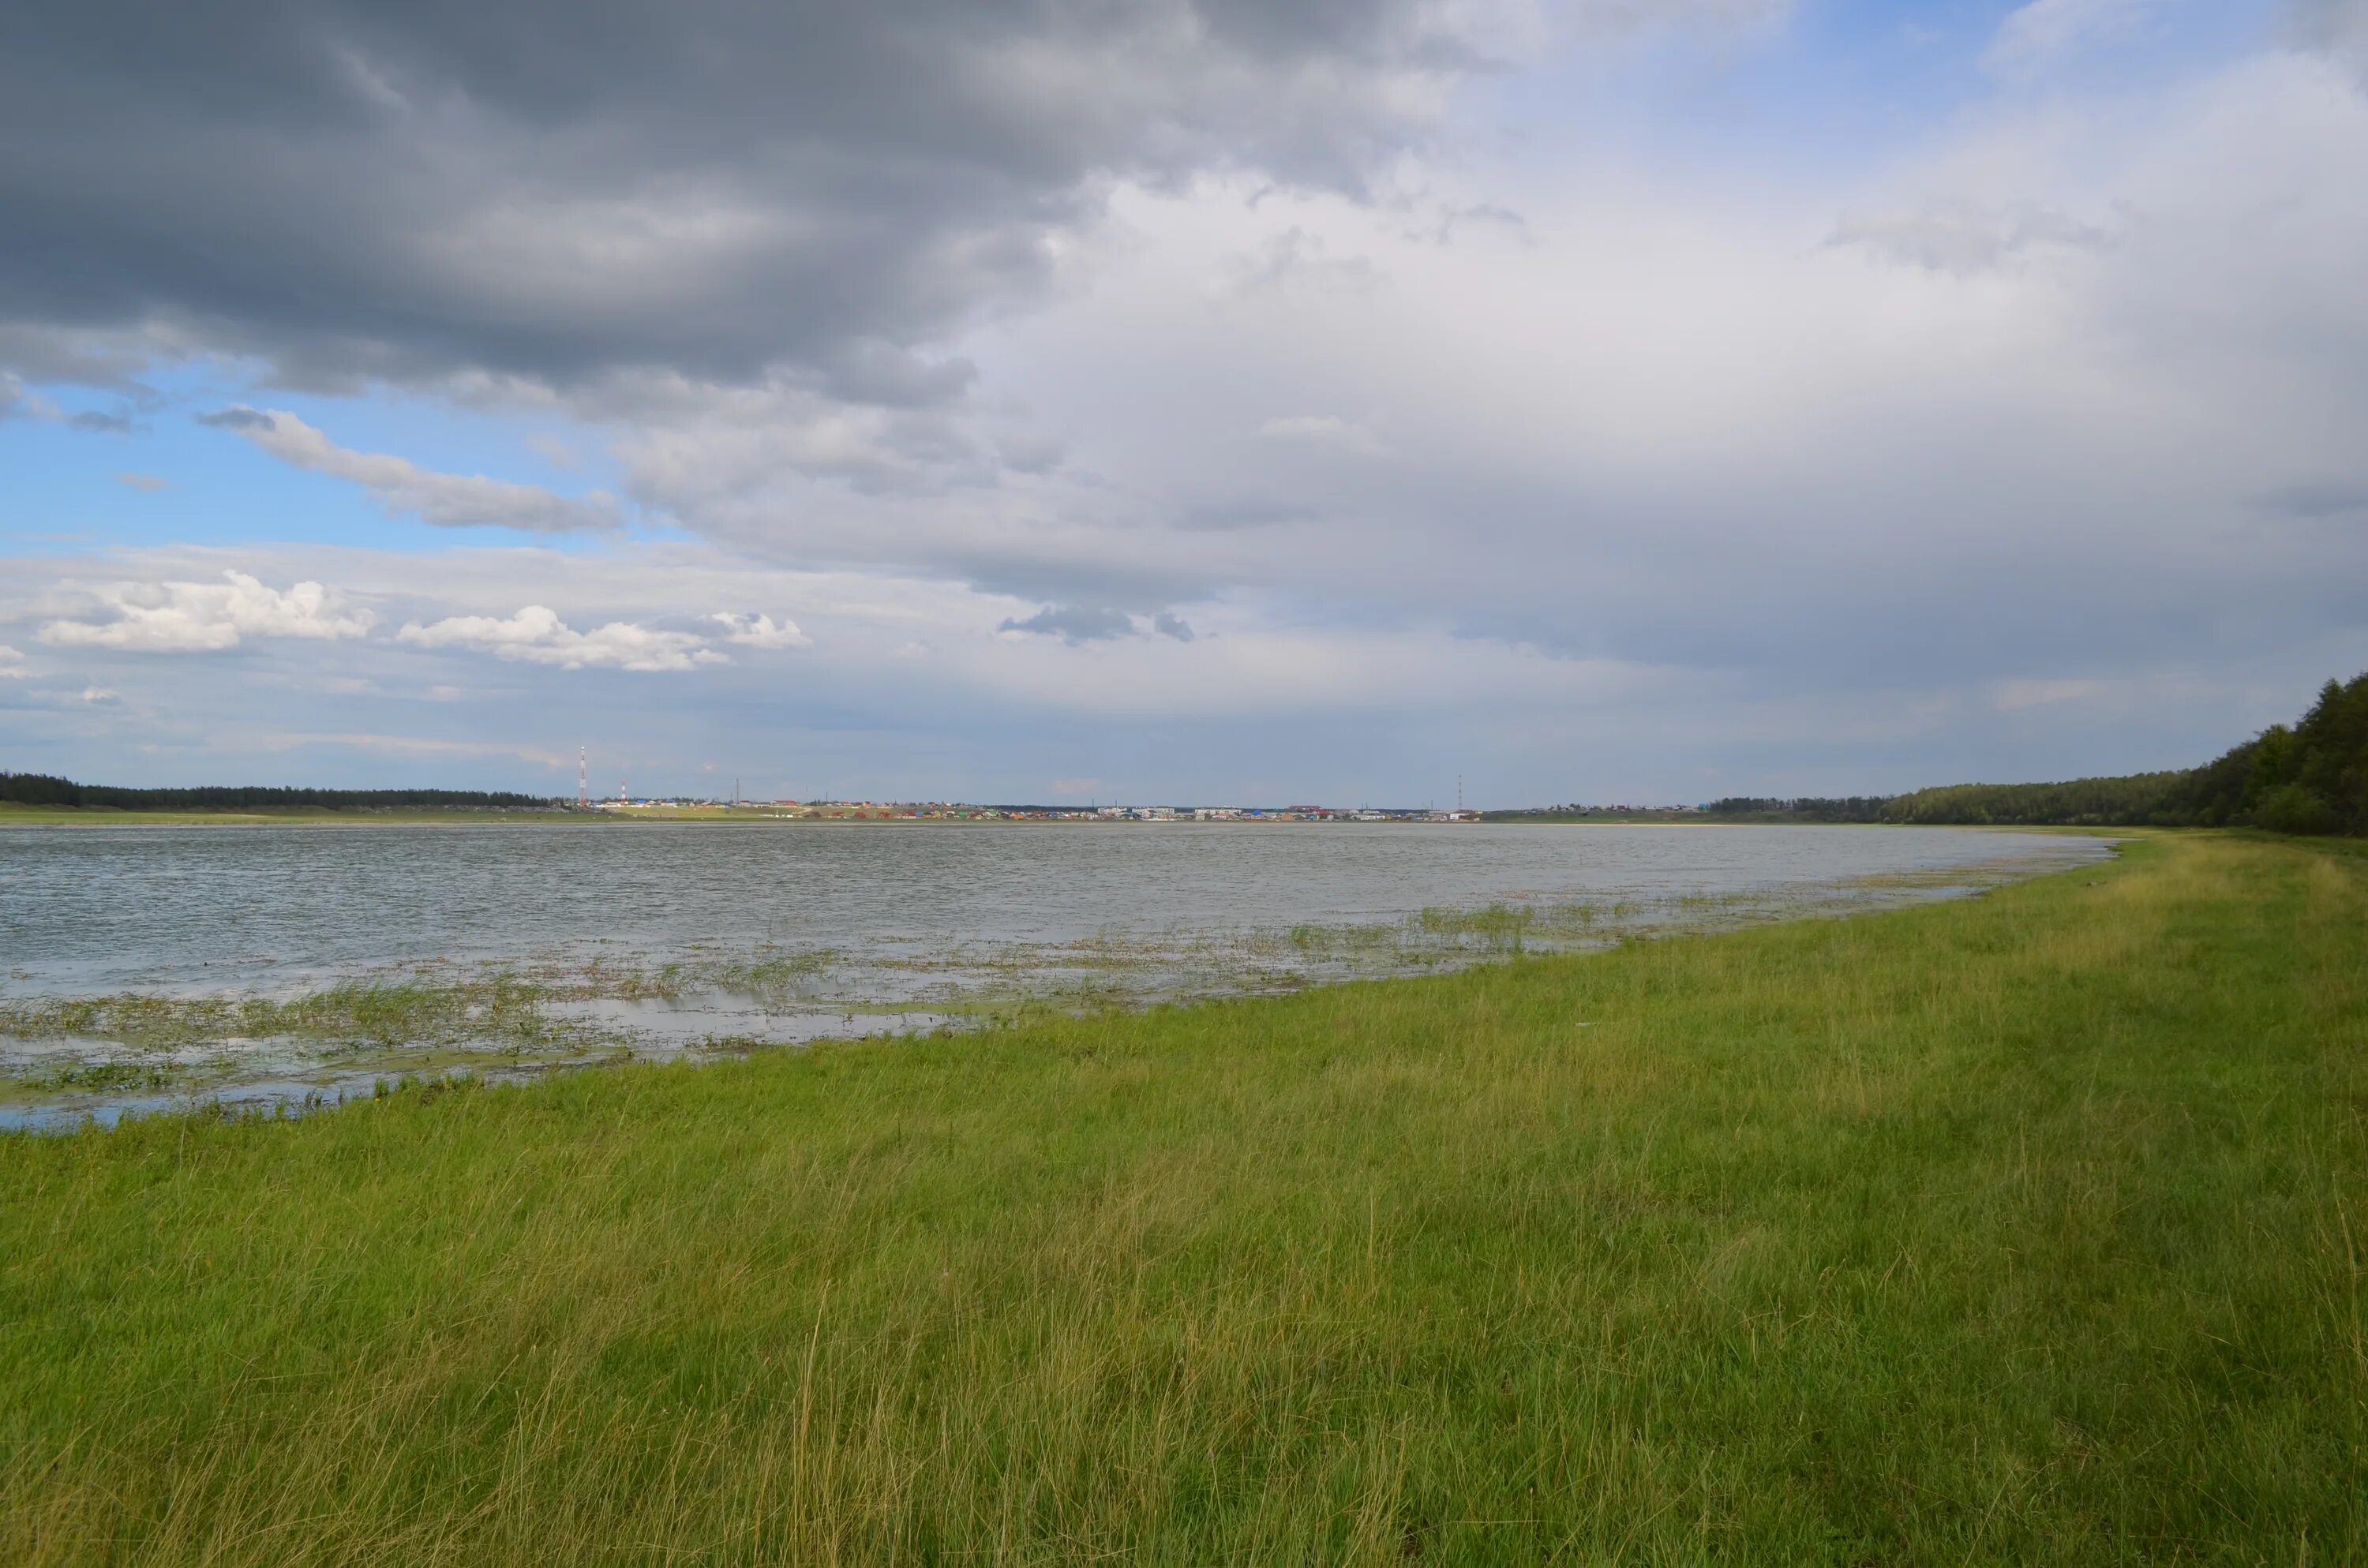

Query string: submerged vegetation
1 833 2361 1562
0 864 2056 1125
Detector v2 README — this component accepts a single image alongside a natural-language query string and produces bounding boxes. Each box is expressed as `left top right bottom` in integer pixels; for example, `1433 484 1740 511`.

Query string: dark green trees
0 773 554 812
2174 675 2368 834
1879 773 2188 828
1883 672 2368 836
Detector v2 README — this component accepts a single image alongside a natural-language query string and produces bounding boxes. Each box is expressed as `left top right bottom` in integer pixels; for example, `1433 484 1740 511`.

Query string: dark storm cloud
0 326 162 393
0 0 1485 397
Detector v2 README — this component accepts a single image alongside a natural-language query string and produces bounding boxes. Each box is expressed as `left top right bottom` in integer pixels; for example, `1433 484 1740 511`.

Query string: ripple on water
0 824 2117 1126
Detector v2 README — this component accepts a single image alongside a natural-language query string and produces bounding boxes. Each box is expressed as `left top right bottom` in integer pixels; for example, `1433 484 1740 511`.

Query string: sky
3 0 2365 806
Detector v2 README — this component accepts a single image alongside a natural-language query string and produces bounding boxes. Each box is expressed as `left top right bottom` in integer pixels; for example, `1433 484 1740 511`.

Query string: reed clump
2 834 2362 1564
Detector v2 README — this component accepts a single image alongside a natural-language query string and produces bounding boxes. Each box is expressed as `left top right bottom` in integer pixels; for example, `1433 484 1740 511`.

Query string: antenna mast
578 746 588 809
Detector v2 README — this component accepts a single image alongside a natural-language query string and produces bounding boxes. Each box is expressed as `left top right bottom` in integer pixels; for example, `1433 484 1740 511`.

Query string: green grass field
3 833 2362 1563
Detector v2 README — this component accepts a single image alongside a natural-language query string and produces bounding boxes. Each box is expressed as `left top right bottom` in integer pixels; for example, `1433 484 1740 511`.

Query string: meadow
2 833 2362 1563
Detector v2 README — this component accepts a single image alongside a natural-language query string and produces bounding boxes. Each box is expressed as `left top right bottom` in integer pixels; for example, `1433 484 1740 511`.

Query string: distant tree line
1703 796 1891 822
1884 672 2368 835
1534 671 2368 837
1879 773 2190 829
2171 672 2368 834
0 773 556 813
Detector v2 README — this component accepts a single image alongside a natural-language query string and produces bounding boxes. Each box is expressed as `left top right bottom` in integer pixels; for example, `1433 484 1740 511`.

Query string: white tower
578 747 588 809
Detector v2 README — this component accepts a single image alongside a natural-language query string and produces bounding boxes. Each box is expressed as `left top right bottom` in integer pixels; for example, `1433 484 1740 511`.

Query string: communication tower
578 746 588 809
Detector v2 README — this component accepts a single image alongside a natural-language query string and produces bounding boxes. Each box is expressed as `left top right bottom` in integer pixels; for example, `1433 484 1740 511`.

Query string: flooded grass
1 858 2074 1127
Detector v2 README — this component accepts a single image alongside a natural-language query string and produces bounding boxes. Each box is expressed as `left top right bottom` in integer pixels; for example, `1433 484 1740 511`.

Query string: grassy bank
3 835 2362 1563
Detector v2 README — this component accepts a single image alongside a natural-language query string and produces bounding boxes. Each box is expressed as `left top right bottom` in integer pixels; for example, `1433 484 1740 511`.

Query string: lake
0 821 2112 1126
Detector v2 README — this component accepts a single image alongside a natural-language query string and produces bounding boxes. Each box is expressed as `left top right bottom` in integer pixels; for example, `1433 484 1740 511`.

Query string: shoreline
2 832 2121 1131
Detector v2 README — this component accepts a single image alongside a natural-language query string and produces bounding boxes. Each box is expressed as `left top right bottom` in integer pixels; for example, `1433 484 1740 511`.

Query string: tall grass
2 835 2362 1563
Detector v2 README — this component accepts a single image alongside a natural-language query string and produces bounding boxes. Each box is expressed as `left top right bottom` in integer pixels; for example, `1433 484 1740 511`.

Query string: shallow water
1 821 2111 1127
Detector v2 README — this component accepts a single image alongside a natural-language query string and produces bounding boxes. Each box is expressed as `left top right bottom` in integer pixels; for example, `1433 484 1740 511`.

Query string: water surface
1 821 2111 1126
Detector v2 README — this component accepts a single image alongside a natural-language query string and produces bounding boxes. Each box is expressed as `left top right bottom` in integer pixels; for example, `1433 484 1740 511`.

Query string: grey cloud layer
0 0 1501 393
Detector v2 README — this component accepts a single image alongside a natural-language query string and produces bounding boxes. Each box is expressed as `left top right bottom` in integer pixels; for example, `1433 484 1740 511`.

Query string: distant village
585 798 1493 822
580 796 1724 823
565 753 1723 822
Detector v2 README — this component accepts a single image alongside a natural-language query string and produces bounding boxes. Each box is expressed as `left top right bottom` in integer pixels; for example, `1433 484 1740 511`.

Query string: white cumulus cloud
0 643 26 677
395 605 725 672
710 612 812 649
37 571 376 652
